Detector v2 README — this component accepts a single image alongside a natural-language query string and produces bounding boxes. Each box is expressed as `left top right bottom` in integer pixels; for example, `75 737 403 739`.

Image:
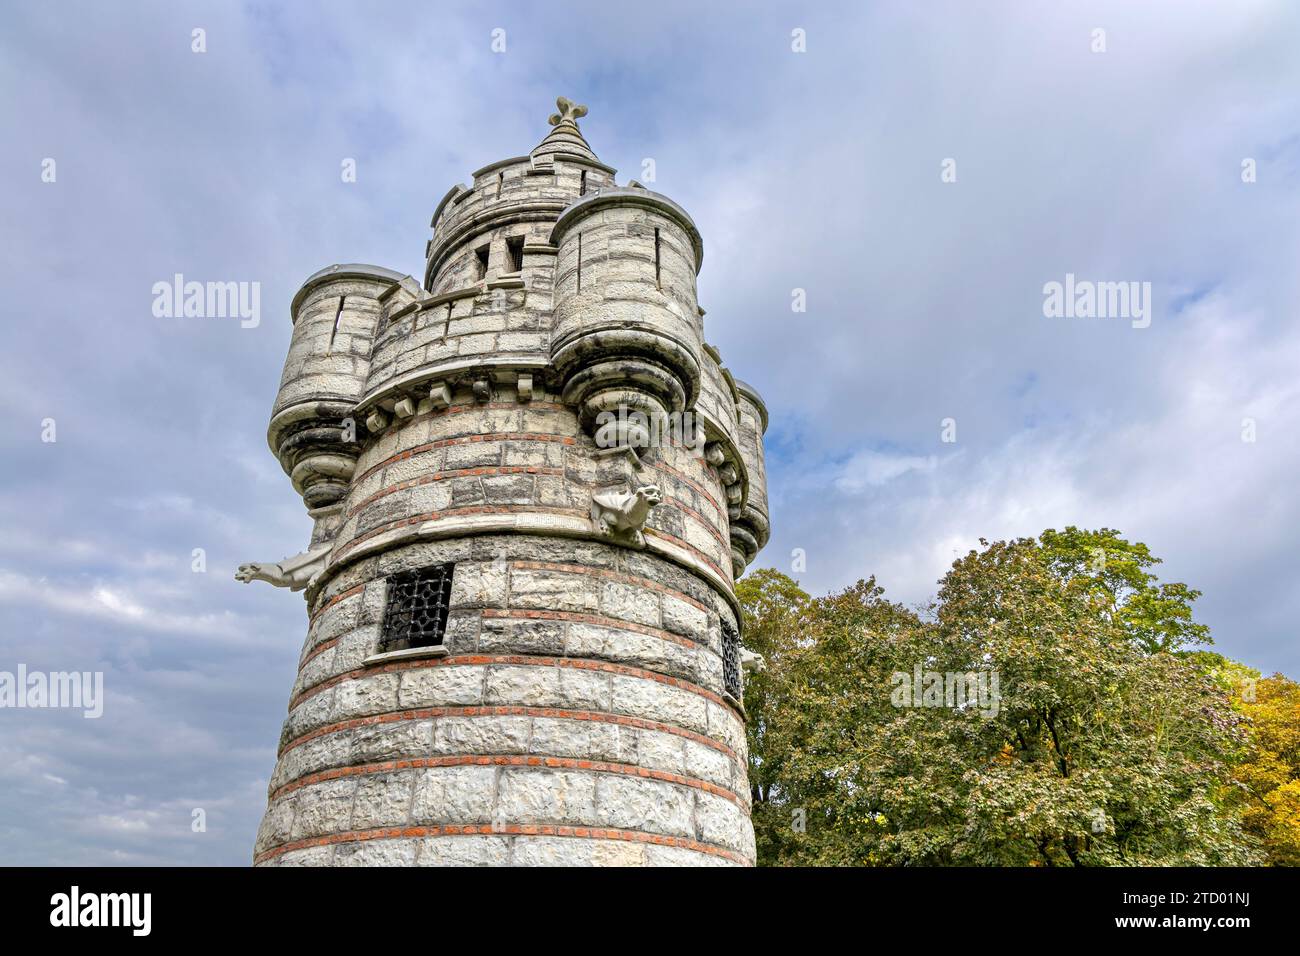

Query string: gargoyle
235 542 330 592
740 646 766 673
591 484 661 548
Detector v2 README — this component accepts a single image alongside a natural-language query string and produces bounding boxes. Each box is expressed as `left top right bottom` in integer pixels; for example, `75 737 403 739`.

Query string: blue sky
1 0 1298 864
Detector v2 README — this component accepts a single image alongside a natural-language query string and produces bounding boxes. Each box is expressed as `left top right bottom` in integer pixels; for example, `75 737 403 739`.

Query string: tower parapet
241 99 770 867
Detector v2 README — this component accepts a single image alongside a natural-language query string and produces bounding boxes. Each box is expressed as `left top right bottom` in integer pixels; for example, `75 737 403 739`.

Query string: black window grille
379 563 455 654
505 236 525 273
721 619 741 700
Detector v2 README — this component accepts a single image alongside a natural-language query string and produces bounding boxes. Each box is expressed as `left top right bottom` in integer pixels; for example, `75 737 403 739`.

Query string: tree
1036 527 1210 652
1232 673 1300 865
736 569 810 864
740 530 1260 866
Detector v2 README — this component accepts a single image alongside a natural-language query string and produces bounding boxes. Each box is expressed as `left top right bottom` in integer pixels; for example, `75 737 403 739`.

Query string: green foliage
1037 527 1211 652
1231 673 1300 865
741 529 1262 866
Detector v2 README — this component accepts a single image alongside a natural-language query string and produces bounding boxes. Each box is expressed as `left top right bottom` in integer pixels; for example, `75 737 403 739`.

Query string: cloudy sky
1 0 1297 865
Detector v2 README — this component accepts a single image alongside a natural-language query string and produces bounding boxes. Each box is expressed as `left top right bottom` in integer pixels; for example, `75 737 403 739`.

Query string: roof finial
548 96 588 128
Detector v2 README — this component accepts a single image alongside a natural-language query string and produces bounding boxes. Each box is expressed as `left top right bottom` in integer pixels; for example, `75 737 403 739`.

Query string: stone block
432 715 531 755
334 673 399 719
417 836 511 866
599 580 660 628
484 664 561 706
350 772 415 828
397 665 484 709
529 717 634 762
289 778 357 840
445 441 503 470
594 775 694 839
495 768 597 825
509 568 599 614
449 560 509 607
693 790 753 855
511 836 646 866
478 617 565 655
612 674 708 735
410 765 496 824
333 838 419 866
349 718 433 765
661 594 708 637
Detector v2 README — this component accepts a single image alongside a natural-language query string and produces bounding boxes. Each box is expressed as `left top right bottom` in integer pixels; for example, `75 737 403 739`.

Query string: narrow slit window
474 243 490 280
576 233 583 292
328 295 345 352
496 171 503 198
505 236 525 273
579 170 587 195
721 620 741 700
654 228 661 289
379 563 455 654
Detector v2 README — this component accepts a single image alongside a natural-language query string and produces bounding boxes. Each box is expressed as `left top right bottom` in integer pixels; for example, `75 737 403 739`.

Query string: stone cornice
304 512 743 624
354 355 551 415
290 263 410 321
470 154 531 179
544 151 617 175
429 185 466 230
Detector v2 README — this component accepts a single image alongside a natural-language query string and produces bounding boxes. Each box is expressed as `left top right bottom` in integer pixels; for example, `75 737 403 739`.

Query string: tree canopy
739 528 1289 866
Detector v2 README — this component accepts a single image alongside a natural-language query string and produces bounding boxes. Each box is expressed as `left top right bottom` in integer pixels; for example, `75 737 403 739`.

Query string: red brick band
479 608 703 650
300 636 339 668
651 458 727 522
294 609 708 699
309 553 715 632
354 423 575 486
287 653 740 720
309 582 365 626
348 465 565 517
507 561 711 613
268 753 745 809
255 823 749 866
332 503 577 560
279 704 741 763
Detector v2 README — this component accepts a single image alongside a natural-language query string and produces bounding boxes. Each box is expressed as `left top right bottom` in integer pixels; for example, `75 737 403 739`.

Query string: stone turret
242 99 771 867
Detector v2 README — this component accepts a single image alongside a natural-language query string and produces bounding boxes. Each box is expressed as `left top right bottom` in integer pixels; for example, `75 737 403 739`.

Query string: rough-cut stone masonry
240 99 769 866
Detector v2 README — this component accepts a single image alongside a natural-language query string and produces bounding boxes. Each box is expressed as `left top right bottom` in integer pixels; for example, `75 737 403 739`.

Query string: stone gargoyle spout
590 484 662 548
235 542 331 592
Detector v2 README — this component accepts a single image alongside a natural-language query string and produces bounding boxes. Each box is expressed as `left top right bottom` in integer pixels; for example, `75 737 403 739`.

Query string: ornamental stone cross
548 96 588 127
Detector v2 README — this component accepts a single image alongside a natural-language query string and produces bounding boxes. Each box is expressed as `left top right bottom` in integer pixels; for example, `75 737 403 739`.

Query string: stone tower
241 99 770 866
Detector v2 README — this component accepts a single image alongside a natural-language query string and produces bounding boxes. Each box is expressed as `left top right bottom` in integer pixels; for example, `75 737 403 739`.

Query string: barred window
379 563 455 654
505 235 525 273
721 619 741 701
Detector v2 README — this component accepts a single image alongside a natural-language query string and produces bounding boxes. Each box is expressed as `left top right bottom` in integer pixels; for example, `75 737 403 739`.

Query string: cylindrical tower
246 99 767 866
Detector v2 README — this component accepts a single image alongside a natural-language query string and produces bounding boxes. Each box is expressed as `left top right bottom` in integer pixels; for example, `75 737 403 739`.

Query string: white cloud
0 570 252 640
